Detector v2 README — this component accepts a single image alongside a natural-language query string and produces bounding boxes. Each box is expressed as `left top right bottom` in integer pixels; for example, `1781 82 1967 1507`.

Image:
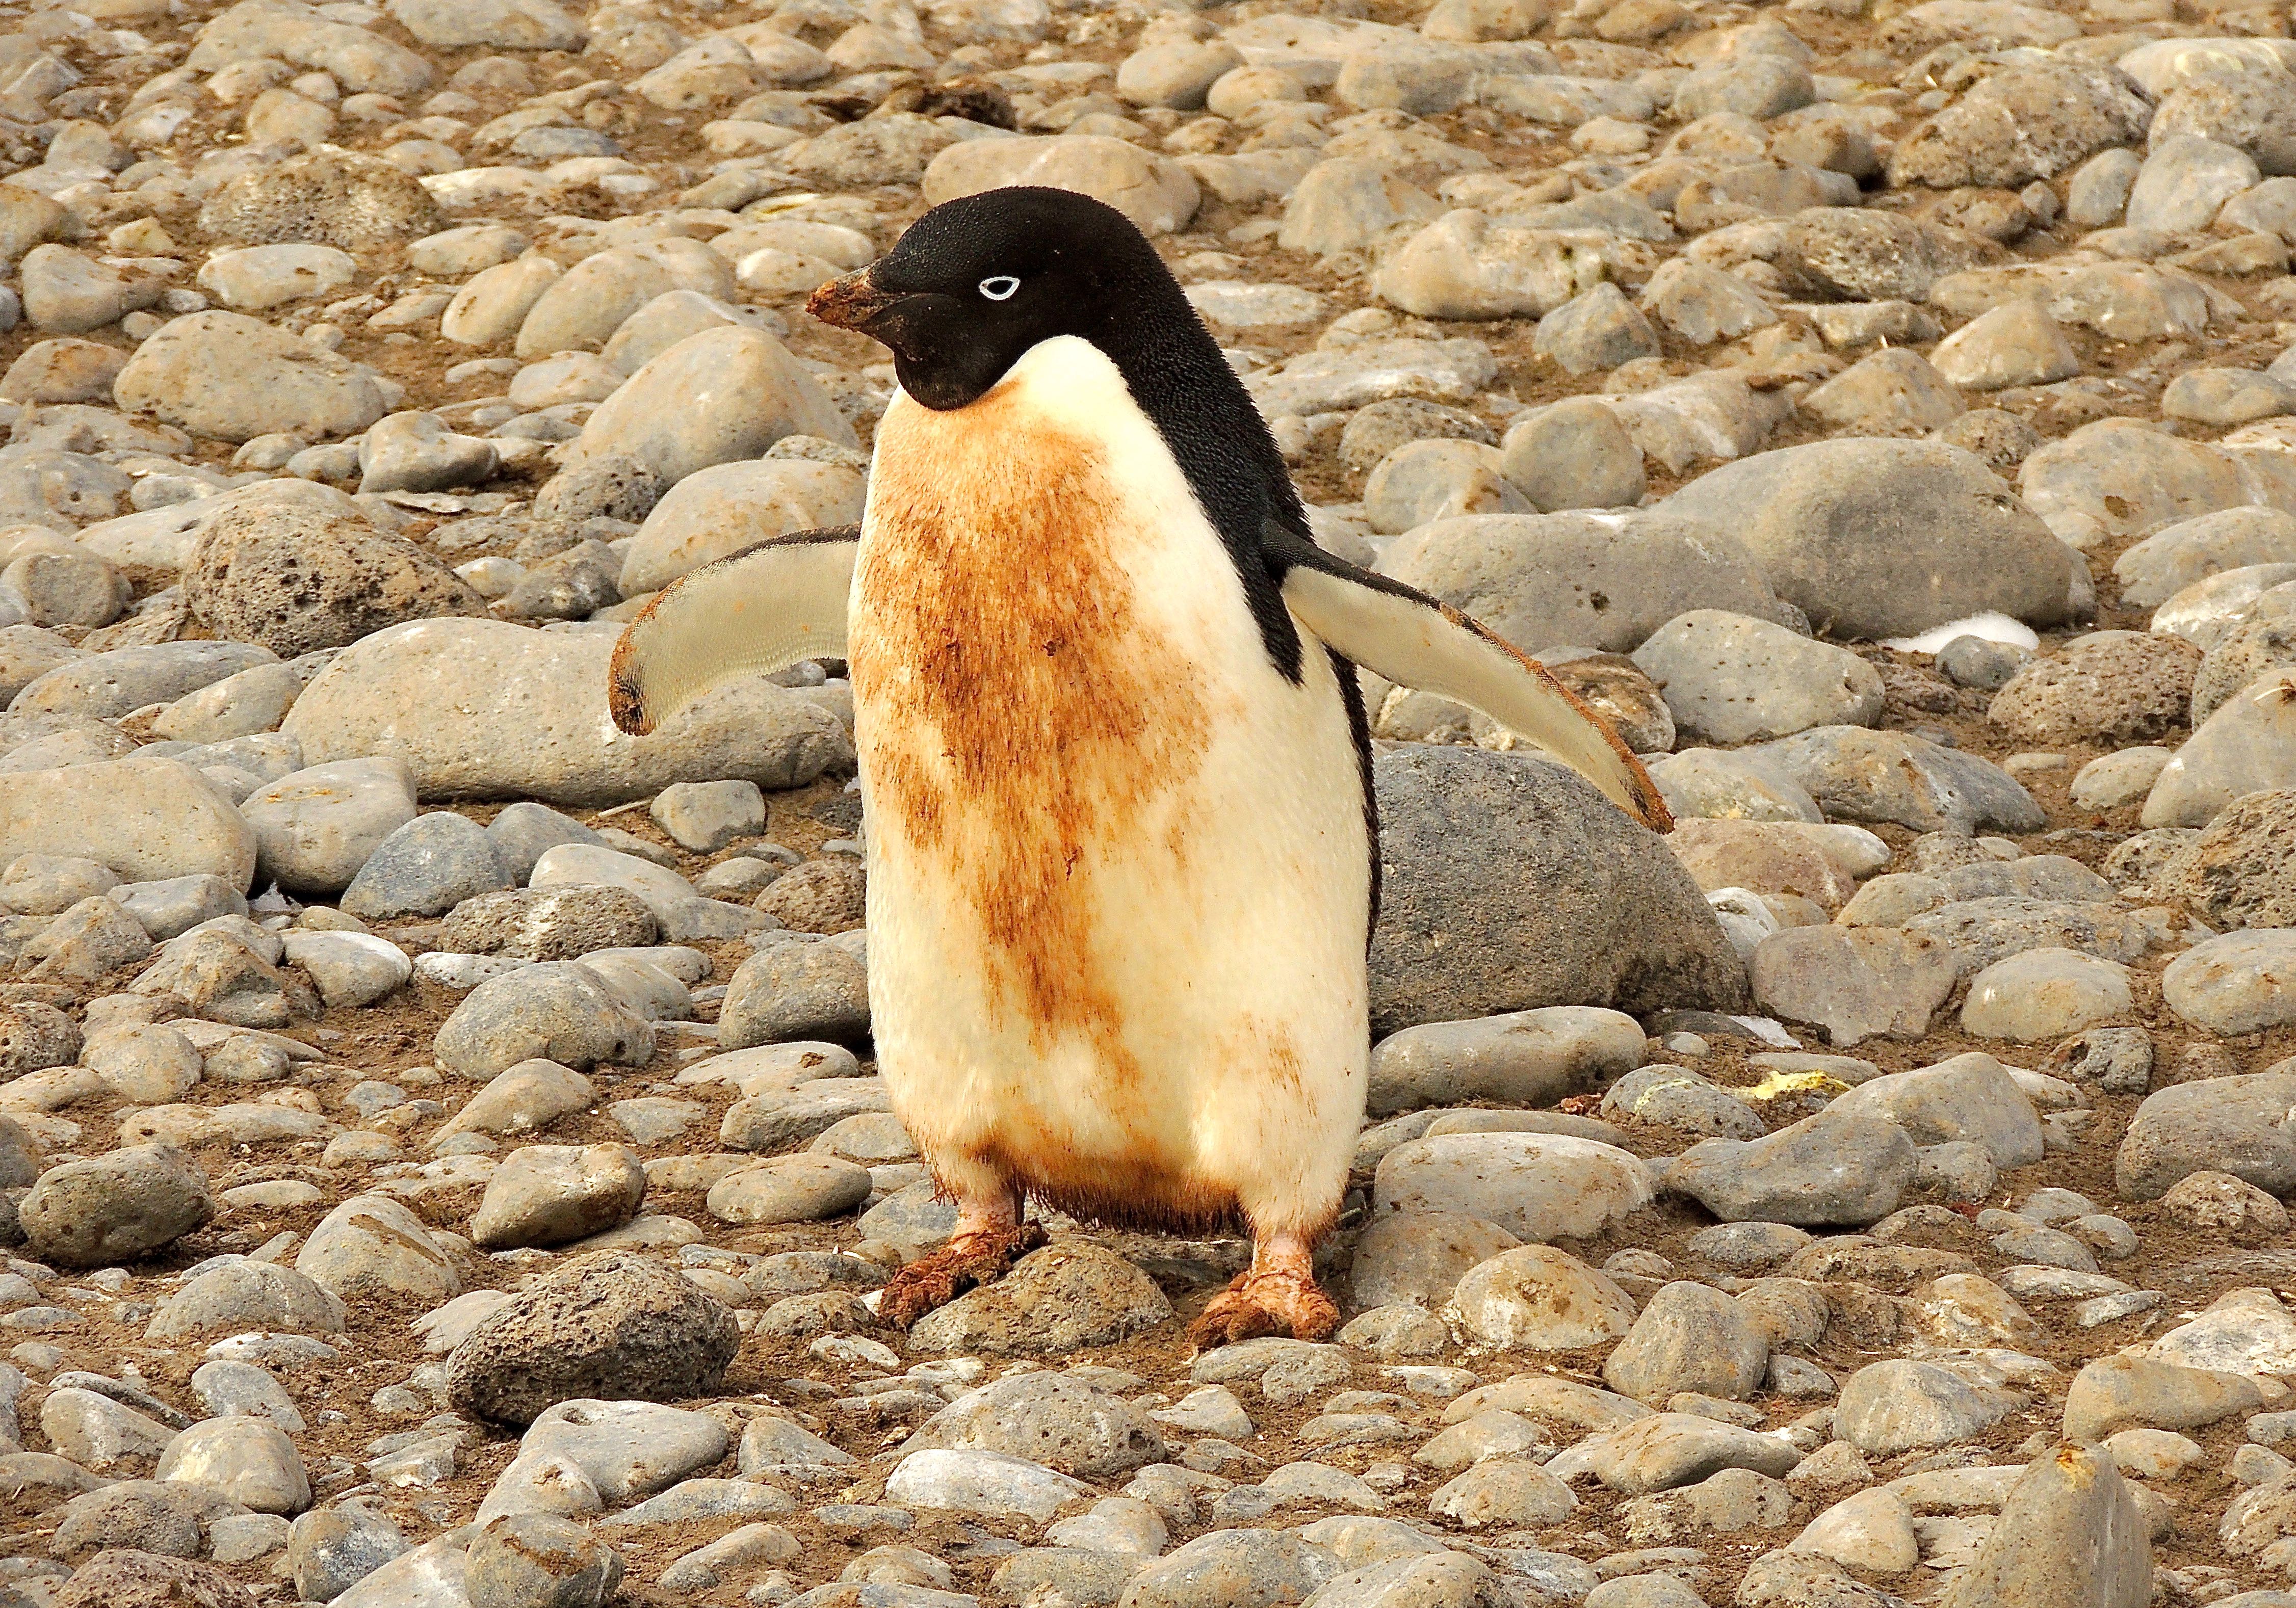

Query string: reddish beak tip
807 271 895 332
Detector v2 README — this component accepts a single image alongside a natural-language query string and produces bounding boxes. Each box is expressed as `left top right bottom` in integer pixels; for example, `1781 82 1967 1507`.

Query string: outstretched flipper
1268 529 1673 832
607 526 859 736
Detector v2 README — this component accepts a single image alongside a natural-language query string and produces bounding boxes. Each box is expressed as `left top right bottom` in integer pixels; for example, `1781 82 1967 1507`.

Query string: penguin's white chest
847 336 1368 1232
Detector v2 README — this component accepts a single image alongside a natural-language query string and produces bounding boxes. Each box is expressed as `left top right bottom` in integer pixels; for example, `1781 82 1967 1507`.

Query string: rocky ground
7 0 2296 1605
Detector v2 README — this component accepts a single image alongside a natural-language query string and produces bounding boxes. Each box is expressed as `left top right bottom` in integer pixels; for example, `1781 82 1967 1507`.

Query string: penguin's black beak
807 270 904 338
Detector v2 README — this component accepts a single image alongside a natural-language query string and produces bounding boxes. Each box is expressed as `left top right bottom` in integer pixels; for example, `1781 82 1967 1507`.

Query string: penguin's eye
977 275 1020 302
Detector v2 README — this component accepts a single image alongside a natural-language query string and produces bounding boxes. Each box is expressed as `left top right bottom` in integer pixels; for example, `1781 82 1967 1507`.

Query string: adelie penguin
609 186 1672 1345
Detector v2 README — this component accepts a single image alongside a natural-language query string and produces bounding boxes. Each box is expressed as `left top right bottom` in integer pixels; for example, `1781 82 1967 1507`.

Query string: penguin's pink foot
879 1218 1048 1328
1187 1234 1338 1348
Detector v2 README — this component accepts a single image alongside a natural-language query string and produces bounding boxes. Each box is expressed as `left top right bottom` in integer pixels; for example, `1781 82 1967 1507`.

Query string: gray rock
1778 208 1994 302
1753 727 2044 834
1448 1246 1637 1350
20 1144 214 1268
1369 748 1749 1033
1119 1528 1344 1608
1749 926 1959 1046
2128 135 2260 232
340 812 510 921
1831 1052 2045 1169
706 1155 871 1225
1603 1281 1769 1405
1932 300 2083 392
1657 439 2080 640
486 803 608 884
241 757 416 898
909 1241 1172 1355
1938 1444 2150 1607
155 1416 309 1515
1366 1007 1643 1117
1349 1211 1523 1310
1634 611 1882 744
1373 1132 1655 1242
14 640 276 723
288 1505 411 1603
903 1372 1165 1480
720 936 871 1046
2145 668 2296 829
1889 61 2151 189
14 891 150 982
650 779 767 853
2117 1067 2296 1200
1834 1360 2018 1455
1559 1412 1801 1494
146 1260 344 1341
565 326 854 489
466 1513 622 1608
1990 630 2200 748
435 1059 594 1144
296 1193 461 1303
1532 283 1660 376
283 618 851 808
49 1482 208 1562
1377 508 1798 657
433 961 656 1078
2117 508 2296 610
517 1398 731 1504
1667 1103 1917 1228
51 1552 258 1608
1600 1065 1766 1140
1374 213 1617 321
447 1252 741 1427
884 1447 1093 1524
469 1143 647 1250
1498 399 1646 513
114 311 391 445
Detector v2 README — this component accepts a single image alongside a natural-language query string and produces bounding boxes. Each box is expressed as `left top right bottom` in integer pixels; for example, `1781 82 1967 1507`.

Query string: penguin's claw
1187 1268 1340 1350
878 1221 1049 1328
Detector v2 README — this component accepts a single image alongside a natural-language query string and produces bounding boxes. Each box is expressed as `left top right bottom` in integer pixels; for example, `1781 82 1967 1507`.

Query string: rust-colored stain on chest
851 384 1211 1067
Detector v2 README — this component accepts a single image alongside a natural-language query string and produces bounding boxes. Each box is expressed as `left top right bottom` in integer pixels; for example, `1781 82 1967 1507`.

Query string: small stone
287 1505 410 1603
1448 1247 1637 1350
465 1513 622 1608
903 1372 1167 1481
341 811 510 921
469 1143 648 1250
1602 1281 1770 1405
909 1241 1172 1356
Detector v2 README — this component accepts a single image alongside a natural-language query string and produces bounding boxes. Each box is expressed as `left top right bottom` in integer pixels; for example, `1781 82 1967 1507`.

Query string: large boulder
1658 439 2084 640
0 757 257 888
185 498 483 657
445 1251 741 1427
113 312 392 445
1888 61 2152 188
281 618 851 807
1376 510 1799 658
2019 417 2296 552
2117 1067 2296 1200
1369 747 1750 1033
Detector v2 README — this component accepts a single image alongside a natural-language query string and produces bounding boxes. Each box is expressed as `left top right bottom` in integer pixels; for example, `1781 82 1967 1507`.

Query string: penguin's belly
849 336 1369 1234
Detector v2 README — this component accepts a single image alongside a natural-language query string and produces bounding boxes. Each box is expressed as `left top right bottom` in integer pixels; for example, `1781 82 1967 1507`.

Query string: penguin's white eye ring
978 275 1020 302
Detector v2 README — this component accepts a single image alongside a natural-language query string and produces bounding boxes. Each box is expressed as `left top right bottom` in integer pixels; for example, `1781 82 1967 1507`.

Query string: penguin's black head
807 186 1188 411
